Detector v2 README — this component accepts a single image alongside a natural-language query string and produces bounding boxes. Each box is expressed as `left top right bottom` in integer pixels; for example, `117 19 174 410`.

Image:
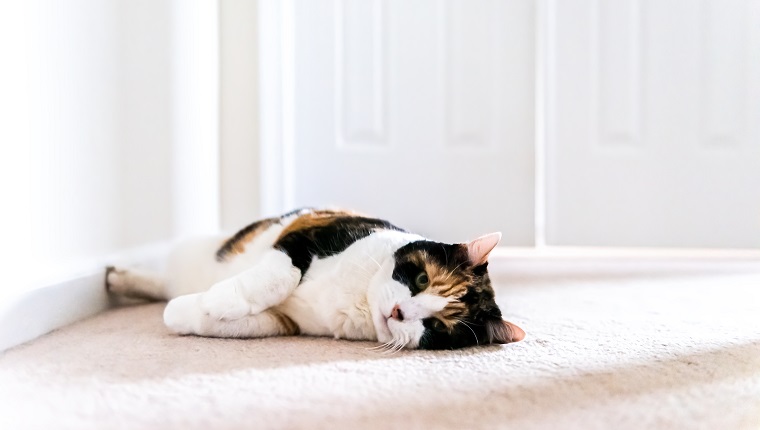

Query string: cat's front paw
200 281 251 321
164 294 203 334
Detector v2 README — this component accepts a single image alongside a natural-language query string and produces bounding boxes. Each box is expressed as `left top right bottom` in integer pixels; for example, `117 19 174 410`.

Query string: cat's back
166 208 416 298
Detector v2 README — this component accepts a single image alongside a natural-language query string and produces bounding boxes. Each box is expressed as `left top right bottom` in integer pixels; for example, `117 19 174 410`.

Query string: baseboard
489 246 760 277
0 242 170 352
492 246 760 260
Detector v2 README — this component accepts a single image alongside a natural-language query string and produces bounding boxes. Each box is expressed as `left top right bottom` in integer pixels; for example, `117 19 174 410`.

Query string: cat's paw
200 281 251 321
164 294 203 334
105 266 126 293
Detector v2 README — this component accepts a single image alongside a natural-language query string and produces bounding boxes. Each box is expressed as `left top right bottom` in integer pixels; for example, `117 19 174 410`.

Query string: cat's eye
415 272 430 289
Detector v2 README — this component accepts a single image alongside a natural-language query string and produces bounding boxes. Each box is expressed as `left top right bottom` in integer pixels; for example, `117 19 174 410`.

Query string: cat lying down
107 208 525 350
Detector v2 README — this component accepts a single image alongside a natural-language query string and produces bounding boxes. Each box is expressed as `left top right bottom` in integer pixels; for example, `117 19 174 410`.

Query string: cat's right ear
465 232 502 266
486 319 526 344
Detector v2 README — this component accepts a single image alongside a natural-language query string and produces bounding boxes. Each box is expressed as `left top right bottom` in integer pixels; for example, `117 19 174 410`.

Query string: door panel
289 0 536 244
546 0 760 247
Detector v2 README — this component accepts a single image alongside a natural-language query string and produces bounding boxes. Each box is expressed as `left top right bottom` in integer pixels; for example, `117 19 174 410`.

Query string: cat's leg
164 293 298 337
185 249 301 323
106 266 168 301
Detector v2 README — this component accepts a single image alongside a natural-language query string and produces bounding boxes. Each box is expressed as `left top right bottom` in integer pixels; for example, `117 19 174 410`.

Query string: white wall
0 0 220 294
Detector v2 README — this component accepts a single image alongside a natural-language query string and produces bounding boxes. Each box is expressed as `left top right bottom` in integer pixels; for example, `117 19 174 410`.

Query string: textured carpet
1 259 759 429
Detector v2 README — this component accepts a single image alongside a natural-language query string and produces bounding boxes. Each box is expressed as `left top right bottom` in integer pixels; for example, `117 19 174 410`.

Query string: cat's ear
486 319 526 344
465 232 502 266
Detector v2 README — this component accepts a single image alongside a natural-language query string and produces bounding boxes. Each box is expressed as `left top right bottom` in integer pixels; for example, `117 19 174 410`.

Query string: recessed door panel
546 0 760 247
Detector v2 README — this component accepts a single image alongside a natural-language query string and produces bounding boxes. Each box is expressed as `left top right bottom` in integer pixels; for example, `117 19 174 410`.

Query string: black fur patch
418 279 503 350
419 317 492 350
274 215 405 275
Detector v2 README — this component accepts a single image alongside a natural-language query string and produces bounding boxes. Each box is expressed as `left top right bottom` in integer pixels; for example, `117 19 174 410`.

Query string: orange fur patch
270 309 300 335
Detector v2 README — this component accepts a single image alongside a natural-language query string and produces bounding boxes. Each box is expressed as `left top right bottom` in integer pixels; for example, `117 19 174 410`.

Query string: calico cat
106 208 525 350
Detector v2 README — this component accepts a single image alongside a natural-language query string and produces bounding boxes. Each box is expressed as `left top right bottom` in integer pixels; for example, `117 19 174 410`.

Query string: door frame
257 0 295 217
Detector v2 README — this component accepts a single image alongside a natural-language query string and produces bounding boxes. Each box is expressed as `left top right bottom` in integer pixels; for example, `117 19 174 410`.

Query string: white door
545 0 760 248
268 0 536 245
260 0 760 248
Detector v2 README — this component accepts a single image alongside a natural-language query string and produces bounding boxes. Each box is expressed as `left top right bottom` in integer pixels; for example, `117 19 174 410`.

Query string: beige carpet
2 259 760 429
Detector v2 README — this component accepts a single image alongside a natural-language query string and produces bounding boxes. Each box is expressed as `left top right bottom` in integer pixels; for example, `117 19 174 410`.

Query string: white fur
201 250 302 319
163 223 290 299
143 221 450 349
164 294 290 338
163 294 203 334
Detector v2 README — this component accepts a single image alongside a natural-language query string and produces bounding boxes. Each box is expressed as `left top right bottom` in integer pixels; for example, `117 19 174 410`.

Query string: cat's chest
279 268 376 340
277 239 390 340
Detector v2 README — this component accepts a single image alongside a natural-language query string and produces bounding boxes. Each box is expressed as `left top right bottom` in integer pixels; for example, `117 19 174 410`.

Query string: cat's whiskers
380 336 403 355
442 260 468 284
365 253 383 270
442 271 455 284
367 341 393 351
379 343 395 354
453 260 468 272
395 336 408 353
342 262 375 289
384 340 402 355
384 332 411 354
346 261 373 278
454 317 479 345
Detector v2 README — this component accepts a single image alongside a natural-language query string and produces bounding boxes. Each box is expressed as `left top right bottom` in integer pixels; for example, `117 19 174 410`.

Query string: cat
106 208 525 350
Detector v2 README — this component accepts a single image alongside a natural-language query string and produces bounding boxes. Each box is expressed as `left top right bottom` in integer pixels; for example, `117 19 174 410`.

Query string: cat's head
369 233 525 350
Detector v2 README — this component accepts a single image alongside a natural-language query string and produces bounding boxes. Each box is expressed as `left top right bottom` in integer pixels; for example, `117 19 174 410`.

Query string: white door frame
257 0 295 217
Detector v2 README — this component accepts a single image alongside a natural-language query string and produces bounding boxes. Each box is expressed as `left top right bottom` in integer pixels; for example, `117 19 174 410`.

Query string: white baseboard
492 246 760 260
0 242 170 352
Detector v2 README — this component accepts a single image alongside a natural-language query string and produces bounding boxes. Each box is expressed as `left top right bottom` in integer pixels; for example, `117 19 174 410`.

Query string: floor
1 258 759 429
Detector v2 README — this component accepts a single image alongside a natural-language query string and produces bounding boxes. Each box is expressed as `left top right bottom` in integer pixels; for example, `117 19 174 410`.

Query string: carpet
1 258 759 429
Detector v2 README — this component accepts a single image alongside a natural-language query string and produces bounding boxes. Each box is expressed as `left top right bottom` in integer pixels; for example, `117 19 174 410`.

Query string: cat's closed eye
430 318 447 332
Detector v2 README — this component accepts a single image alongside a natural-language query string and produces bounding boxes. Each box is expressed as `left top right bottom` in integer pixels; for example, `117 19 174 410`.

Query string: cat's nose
390 304 404 321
